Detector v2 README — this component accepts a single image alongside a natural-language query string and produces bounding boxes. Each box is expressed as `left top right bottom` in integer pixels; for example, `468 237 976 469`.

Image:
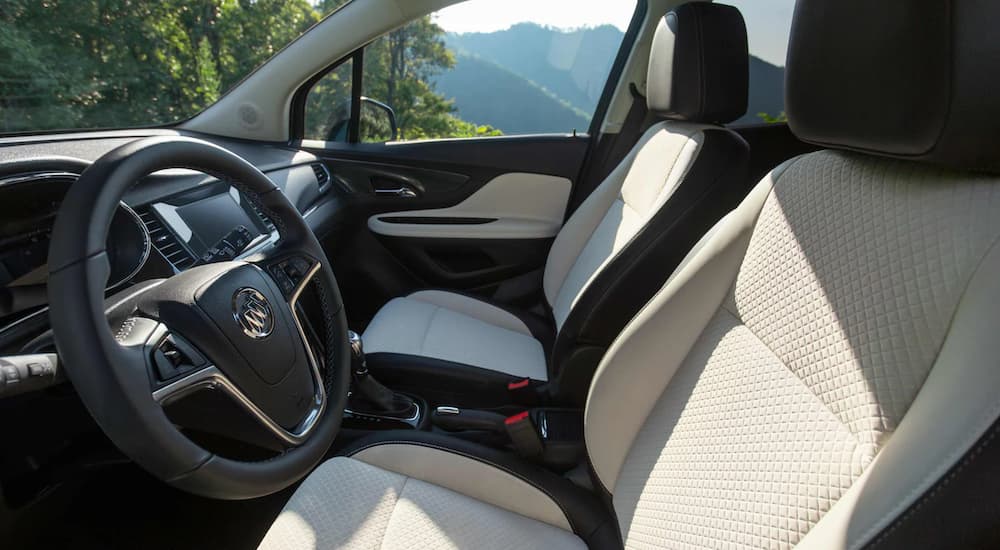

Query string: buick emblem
233 288 274 339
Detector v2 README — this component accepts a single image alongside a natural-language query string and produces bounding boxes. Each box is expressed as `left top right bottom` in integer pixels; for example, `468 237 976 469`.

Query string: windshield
0 0 345 134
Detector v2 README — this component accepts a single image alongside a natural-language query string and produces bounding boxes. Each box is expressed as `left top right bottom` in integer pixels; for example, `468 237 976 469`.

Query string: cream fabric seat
363 3 751 404
260 1 1000 548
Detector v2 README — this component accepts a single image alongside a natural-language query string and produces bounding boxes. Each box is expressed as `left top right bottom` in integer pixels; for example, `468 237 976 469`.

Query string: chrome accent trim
345 400 422 429
231 287 274 339
0 170 79 189
152 261 327 446
312 162 332 193
435 406 460 415
108 201 153 289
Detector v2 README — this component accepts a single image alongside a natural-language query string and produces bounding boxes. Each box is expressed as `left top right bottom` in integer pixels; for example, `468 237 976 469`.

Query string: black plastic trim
377 216 497 225
366 352 541 409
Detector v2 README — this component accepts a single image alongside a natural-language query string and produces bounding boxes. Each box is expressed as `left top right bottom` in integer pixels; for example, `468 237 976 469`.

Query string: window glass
726 0 796 125
0 1 333 134
305 0 637 142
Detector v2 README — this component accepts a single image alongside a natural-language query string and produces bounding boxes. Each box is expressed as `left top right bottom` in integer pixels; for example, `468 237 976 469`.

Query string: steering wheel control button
233 287 274 339
151 334 207 382
0 354 60 397
197 225 256 265
2 365 19 383
267 256 315 298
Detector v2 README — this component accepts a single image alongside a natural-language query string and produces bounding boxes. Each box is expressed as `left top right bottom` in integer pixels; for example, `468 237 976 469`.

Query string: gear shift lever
347 331 416 417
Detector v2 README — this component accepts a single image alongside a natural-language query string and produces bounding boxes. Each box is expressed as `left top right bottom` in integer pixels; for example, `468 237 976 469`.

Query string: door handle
374 187 418 198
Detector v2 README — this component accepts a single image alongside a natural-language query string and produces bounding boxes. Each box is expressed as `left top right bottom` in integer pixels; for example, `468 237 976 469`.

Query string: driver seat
260 1 1000 548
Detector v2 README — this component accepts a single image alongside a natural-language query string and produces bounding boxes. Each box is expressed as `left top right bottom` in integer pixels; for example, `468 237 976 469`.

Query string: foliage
301 11 501 141
757 111 788 124
0 0 498 140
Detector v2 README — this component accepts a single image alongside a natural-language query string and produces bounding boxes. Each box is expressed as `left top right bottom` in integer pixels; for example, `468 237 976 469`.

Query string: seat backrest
584 0 1000 547
542 3 751 401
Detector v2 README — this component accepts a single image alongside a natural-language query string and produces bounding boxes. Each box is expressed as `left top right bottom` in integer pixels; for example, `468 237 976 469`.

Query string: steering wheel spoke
152 362 323 448
48 136 351 499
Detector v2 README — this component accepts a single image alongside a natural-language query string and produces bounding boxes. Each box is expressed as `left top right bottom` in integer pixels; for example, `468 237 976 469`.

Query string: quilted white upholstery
543 121 710 328
598 150 1000 549
363 290 547 380
614 309 866 549
729 150 1000 447
258 456 585 550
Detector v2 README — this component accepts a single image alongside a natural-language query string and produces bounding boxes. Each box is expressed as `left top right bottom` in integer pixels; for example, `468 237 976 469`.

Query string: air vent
248 200 276 233
311 163 331 192
136 207 195 271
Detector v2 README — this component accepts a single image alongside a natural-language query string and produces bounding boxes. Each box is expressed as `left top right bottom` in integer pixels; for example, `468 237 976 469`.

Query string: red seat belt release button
507 378 531 391
505 410 530 425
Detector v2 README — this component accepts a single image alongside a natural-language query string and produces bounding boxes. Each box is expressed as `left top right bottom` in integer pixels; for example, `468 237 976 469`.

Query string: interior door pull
375 187 418 198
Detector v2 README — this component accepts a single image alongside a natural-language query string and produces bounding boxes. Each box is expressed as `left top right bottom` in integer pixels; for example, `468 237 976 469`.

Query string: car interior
1 0 999 548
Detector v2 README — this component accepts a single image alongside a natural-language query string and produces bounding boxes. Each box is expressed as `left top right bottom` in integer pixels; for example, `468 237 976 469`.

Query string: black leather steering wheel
47 136 351 499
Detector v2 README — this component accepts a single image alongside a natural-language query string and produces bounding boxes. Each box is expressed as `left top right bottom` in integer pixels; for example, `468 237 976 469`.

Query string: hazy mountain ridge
434 23 785 133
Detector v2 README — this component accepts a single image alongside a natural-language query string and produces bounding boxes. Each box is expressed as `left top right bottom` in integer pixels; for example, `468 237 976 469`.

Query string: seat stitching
376 475 409 550
417 304 438 356
851 233 1000 549
348 441 578 534
409 290 531 334
864 423 1000 549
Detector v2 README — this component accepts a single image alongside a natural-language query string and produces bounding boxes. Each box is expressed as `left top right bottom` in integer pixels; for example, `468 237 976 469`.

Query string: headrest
786 0 1000 173
646 2 748 124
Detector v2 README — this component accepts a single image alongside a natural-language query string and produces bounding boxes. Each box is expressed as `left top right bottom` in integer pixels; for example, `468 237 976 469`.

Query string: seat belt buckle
504 410 544 458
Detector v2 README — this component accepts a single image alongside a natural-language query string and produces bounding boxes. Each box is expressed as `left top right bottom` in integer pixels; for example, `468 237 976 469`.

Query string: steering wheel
47 136 351 499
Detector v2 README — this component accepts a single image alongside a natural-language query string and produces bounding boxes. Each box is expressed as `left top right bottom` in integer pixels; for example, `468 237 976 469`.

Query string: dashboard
0 130 338 344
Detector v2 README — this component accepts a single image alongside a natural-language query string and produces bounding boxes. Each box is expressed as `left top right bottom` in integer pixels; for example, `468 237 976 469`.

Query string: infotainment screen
173 192 261 257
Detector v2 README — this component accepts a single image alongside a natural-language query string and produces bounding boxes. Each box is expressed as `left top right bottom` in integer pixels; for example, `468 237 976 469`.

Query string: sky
433 0 795 67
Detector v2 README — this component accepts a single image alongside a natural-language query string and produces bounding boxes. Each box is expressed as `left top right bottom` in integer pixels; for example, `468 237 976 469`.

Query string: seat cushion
258 434 593 550
363 290 549 381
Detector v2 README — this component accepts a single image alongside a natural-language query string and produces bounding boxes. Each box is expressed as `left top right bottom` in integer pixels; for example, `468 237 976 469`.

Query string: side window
304 0 637 142
727 0 796 125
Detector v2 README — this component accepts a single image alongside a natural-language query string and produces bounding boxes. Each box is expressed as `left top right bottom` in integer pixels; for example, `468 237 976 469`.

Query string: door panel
304 135 588 328
378 236 553 290
367 172 571 240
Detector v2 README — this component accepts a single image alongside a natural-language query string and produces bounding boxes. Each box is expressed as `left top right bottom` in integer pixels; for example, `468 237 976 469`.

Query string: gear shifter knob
348 330 363 358
348 330 367 375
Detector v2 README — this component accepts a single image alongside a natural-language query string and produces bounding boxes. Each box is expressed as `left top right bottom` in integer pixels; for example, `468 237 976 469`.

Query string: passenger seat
363 3 752 406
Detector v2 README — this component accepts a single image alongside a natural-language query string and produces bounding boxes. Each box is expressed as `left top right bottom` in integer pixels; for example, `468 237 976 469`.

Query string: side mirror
359 97 398 142
324 100 351 142
322 97 398 142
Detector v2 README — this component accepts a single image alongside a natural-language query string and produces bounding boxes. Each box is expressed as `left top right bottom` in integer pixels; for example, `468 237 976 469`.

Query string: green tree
0 0 497 139
361 16 501 139
0 0 317 132
757 111 788 124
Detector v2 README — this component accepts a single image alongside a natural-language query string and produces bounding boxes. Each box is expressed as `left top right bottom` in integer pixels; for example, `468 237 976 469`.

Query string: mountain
445 24 622 116
738 57 786 125
433 54 591 135
435 23 786 133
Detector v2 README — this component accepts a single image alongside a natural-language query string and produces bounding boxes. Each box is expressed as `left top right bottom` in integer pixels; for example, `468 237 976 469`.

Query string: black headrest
786 0 1000 173
646 2 748 124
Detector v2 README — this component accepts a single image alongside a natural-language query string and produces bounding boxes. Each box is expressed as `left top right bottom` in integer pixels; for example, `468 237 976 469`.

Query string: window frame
290 1 646 144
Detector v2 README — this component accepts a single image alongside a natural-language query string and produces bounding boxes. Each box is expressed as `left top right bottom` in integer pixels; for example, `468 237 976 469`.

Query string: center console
342 331 429 430
341 331 584 472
